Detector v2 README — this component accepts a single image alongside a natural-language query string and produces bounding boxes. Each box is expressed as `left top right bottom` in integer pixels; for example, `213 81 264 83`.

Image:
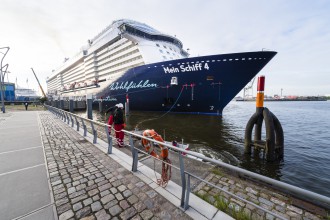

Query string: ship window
163 56 167 59
159 49 163 53
207 76 214 81
229 59 233 61
169 47 172 51
156 43 160 47
235 58 239 60
170 57 173 59
167 51 170 54
223 59 227 61
163 45 167 49
242 58 245 60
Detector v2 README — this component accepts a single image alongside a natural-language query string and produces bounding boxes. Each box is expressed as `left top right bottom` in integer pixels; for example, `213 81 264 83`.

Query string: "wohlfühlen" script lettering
109 80 158 92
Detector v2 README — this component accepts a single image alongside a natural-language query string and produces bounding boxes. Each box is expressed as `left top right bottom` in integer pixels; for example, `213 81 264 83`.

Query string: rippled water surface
78 101 330 197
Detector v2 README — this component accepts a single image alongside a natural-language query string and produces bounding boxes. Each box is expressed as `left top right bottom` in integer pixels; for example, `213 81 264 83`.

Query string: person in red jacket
113 103 125 147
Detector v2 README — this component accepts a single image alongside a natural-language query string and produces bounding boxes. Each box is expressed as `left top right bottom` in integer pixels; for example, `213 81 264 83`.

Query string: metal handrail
44 105 330 219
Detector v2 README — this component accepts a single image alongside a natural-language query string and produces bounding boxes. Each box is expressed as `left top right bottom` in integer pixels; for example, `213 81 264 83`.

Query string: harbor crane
31 68 46 98
243 77 256 100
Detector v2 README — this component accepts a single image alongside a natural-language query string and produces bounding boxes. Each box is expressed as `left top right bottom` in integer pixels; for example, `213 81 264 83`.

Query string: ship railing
44 105 330 220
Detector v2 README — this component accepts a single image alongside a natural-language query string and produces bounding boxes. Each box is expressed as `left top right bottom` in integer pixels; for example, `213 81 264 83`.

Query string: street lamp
0 47 10 113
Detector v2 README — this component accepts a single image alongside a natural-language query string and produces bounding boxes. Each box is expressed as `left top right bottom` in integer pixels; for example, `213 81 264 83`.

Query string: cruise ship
47 19 276 115
16 86 40 101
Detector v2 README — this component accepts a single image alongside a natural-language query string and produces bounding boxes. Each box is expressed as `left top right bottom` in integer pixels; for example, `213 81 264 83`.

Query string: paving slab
21 205 55 220
0 147 44 174
0 165 53 220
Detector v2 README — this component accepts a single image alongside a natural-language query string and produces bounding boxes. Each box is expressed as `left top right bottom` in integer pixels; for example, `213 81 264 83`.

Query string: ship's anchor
244 76 284 161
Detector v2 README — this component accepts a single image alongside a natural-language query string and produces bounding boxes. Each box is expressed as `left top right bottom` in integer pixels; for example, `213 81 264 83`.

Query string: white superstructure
16 86 40 101
47 19 188 98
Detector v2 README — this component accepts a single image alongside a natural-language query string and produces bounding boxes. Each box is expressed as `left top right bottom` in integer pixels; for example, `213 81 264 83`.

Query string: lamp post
0 47 10 113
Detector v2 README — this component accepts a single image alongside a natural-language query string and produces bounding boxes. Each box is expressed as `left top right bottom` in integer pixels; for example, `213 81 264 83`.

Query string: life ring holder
142 129 172 187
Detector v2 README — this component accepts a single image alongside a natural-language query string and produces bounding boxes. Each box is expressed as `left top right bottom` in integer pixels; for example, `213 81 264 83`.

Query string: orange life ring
142 129 168 159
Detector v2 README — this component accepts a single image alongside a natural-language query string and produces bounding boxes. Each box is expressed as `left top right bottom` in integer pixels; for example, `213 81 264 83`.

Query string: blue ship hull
96 51 276 116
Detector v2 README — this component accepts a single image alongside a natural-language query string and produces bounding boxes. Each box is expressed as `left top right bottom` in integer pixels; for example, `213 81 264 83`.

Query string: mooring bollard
69 96 74 113
86 94 93 120
125 102 129 116
125 94 130 116
244 76 284 161
99 100 103 113
60 96 64 110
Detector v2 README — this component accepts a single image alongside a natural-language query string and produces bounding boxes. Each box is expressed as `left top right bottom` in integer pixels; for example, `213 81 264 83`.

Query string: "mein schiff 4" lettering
163 63 210 74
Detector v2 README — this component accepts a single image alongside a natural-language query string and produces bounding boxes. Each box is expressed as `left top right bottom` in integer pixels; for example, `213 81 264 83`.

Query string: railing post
130 135 138 172
69 114 74 127
179 152 186 209
60 110 64 121
74 115 79 131
90 121 97 144
105 125 112 154
66 112 70 125
63 111 67 123
81 118 87 137
184 174 191 210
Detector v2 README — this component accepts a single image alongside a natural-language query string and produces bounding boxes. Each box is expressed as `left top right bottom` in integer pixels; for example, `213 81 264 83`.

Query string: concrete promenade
0 111 56 220
0 111 230 220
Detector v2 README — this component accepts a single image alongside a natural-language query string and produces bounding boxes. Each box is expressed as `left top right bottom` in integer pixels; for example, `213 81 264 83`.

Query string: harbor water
78 101 330 198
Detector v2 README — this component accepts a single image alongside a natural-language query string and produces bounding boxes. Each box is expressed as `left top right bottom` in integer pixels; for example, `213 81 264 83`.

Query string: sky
1 0 330 97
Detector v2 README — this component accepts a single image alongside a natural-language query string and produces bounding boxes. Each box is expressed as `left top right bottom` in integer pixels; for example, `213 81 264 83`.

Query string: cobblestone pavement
193 171 329 220
39 111 192 220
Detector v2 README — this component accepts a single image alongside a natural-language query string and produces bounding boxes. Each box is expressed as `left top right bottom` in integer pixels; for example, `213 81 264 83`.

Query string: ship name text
163 63 209 74
109 80 158 92
93 96 117 102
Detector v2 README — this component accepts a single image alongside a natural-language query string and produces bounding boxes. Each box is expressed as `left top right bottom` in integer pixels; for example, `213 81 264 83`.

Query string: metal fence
45 105 330 220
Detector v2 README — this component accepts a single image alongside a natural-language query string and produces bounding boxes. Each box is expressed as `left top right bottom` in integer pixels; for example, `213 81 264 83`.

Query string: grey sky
1 0 329 96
